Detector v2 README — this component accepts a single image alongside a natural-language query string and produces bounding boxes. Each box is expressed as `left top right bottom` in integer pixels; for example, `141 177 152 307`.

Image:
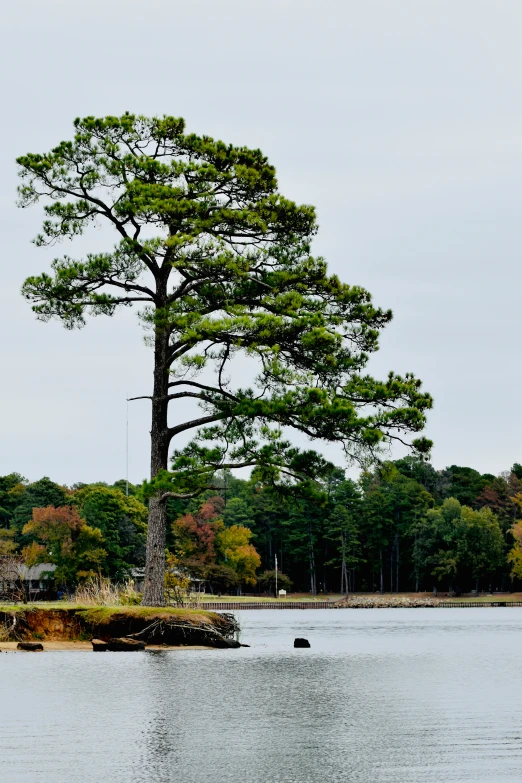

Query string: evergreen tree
0 473 26 528
18 113 431 604
74 486 147 579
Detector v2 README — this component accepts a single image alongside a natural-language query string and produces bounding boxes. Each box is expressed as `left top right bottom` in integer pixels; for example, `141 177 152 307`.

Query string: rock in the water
91 638 108 652
294 638 310 648
17 642 44 652
212 637 241 648
107 637 145 651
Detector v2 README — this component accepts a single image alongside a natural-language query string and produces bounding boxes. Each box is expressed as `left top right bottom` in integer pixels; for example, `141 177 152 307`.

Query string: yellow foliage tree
0 528 18 556
216 525 261 586
508 521 522 579
164 552 191 606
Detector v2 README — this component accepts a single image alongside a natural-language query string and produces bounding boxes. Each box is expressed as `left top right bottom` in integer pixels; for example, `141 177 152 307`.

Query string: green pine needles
17 113 432 604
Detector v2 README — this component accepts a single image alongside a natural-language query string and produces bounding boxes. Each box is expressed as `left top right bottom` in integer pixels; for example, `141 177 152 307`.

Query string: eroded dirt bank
0 606 239 648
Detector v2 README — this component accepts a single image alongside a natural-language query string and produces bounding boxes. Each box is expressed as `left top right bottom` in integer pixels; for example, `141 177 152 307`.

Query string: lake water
2 608 522 783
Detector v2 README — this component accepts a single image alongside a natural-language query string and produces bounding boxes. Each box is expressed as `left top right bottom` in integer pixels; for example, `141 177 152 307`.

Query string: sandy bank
0 641 215 652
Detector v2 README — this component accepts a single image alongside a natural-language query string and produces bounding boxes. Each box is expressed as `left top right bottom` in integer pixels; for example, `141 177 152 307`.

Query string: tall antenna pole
125 395 129 497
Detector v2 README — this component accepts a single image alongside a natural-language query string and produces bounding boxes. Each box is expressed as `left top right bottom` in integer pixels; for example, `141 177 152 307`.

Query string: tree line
2 456 522 595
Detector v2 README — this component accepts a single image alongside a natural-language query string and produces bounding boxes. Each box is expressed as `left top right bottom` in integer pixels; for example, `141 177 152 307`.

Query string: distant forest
2 458 522 595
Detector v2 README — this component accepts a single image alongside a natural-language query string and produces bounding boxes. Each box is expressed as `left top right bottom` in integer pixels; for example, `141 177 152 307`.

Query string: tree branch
167 413 228 442
167 380 238 402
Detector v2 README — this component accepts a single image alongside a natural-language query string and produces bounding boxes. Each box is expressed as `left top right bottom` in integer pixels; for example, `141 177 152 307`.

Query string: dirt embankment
0 606 239 648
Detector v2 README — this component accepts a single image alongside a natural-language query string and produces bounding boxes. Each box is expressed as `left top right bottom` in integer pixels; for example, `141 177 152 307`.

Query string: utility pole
125 396 129 497
275 553 278 598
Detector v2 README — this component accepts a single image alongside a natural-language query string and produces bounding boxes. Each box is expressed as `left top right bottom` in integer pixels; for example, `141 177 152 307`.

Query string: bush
164 554 191 607
204 564 240 594
176 559 240 594
73 576 142 606
258 570 292 594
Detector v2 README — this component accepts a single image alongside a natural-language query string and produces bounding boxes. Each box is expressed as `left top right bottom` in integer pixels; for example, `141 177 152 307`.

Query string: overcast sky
1 0 522 485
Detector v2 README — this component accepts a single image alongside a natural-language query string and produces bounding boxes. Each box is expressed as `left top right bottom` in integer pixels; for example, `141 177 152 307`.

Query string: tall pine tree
18 114 431 603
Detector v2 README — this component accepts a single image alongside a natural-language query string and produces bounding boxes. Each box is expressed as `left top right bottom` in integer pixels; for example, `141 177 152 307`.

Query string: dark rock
17 642 43 652
107 637 145 651
240 643 251 647
294 638 310 648
212 637 241 648
91 638 108 652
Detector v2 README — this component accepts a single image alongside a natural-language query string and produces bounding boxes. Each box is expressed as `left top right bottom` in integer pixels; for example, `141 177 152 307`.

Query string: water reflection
2 609 522 782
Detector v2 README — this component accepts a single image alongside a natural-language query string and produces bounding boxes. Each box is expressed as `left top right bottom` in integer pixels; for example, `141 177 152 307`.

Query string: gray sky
2 0 522 485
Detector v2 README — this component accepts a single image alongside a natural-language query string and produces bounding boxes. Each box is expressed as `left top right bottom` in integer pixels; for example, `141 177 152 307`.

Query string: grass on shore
0 603 217 624
195 592 522 603
2 593 520 612
0 602 238 645
444 594 522 602
193 594 343 602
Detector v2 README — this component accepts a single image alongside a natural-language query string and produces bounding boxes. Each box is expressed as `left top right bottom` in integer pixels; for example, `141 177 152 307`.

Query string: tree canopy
74 486 147 579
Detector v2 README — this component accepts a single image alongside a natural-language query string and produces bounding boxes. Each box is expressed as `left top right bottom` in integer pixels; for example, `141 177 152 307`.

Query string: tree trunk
340 532 347 595
310 548 317 596
395 535 399 593
390 544 393 593
380 548 384 594
414 533 419 592
323 539 328 593
308 520 316 596
142 320 171 606
142 495 167 605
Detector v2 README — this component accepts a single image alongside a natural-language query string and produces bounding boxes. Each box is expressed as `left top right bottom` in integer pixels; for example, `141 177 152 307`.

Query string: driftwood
0 611 28 642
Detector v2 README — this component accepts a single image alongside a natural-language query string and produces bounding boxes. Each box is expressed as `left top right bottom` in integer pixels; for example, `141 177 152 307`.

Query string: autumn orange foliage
172 496 260 584
22 505 106 585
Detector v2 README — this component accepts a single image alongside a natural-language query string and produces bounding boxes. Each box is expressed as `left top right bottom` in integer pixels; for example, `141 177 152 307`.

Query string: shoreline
0 641 216 652
189 597 522 609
